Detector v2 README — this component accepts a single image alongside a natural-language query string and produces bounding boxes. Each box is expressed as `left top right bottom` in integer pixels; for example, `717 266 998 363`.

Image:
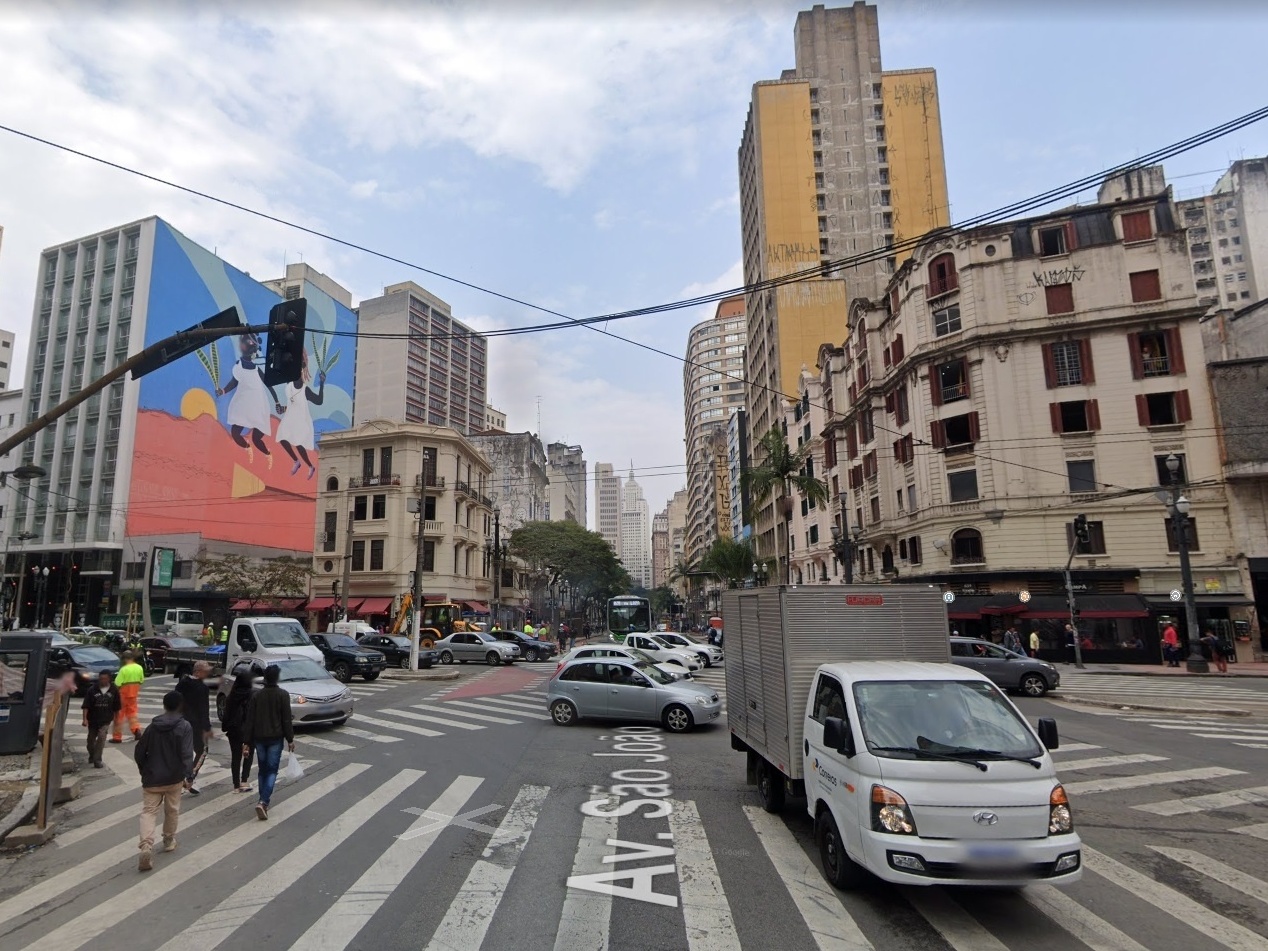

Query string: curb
0 749 40 847
1077 668 1268 679
1054 694 1253 717
380 669 461 682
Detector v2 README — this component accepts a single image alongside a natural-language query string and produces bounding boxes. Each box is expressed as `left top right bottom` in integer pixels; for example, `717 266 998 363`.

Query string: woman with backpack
220 669 255 793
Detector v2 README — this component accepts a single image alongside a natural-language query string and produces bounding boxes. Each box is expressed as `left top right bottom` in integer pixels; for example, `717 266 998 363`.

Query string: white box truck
724 585 1081 889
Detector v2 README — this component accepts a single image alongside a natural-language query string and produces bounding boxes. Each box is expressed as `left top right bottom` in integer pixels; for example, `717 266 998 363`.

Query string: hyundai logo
972 811 999 826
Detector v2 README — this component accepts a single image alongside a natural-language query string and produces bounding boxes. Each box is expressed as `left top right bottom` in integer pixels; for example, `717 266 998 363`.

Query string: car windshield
326 634 360 649
383 637 410 648
271 659 332 683
70 646 118 663
167 638 199 649
253 621 312 648
625 647 656 664
635 661 675 685
650 635 677 649
474 632 499 643
853 679 1042 760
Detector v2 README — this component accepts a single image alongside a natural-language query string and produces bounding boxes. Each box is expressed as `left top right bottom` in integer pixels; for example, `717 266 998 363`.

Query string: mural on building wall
126 220 355 550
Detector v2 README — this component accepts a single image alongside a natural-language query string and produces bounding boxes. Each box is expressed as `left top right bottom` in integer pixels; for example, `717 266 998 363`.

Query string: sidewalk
1075 661 1268 677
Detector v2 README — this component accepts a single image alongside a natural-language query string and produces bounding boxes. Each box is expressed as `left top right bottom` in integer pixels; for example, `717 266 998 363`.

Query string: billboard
125 221 356 551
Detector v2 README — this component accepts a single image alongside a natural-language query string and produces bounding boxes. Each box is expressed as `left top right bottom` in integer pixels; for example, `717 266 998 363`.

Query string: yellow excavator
389 593 478 649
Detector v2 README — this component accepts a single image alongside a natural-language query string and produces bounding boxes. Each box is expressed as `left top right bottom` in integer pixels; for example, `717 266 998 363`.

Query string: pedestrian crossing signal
263 299 307 387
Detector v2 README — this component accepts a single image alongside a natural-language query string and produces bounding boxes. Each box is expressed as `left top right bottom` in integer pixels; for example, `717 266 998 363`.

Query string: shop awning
461 601 490 614
946 595 991 620
230 599 277 612
279 598 307 611
1076 594 1150 619
1144 594 1255 609
1018 595 1076 620
306 596 337 611
354 596 395 616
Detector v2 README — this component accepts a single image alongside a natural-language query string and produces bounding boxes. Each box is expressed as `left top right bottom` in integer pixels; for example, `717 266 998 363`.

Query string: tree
196 553 314 604
742 425 829 584
508 521 632 620
699 537 756 589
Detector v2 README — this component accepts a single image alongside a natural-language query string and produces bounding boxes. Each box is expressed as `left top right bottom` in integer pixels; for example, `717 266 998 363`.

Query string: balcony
349 474 402 489
926 274 959 299
940 382 969 402
415 474 447 490
420 520 445 536
1141 355 1171 378
454 479 476 499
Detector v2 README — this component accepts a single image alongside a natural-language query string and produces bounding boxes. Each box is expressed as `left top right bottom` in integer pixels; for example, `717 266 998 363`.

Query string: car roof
818 660 985 683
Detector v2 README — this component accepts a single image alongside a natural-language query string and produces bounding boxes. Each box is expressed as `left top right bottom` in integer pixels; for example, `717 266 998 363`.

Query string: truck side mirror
1037 717 1059 751
823 716 856 758
240 635 258 653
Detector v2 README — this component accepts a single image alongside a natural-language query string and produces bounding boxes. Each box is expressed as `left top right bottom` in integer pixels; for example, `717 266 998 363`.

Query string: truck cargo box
723 584 949 782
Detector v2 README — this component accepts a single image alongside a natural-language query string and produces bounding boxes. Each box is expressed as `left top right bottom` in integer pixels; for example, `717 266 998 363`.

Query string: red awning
354 596 395 616
230 599 254 611
462 601 490 614
306 596 337 611
280 598 307 611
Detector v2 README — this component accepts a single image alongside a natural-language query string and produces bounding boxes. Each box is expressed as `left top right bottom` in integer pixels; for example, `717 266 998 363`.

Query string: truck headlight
355 656 368 663
1049 785 1074 834
871 785 918 836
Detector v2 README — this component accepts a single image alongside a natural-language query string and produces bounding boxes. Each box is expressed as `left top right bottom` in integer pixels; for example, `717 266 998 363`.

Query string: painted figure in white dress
276 350 326 478
216 333 280 455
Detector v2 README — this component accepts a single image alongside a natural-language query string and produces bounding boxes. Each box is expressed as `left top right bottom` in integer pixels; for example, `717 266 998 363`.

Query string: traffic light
1073 514 1091 546
262 299 307 387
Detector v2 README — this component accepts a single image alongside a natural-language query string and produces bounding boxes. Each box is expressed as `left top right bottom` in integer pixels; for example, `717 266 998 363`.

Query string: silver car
217 658 354 726
557 644 691 681
654 631 724 667
547 658 722 733
949 636 1061 697
435 631 520 666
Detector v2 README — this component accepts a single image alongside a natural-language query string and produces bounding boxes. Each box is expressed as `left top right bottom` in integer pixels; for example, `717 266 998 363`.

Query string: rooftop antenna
536 396 542 435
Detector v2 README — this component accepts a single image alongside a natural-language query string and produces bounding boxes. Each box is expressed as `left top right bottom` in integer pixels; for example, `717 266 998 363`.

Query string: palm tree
699 537 756 589
743 425 829 584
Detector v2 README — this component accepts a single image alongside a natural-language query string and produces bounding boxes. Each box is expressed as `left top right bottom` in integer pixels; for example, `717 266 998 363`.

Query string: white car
623 633 702 671
556 645 692 681
655 631 723 667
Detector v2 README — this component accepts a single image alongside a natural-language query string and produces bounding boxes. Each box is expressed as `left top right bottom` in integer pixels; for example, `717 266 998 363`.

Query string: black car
139 635 202 675
494 630 557 663
309 632 387 682
48 644 122 696
357 634 439 670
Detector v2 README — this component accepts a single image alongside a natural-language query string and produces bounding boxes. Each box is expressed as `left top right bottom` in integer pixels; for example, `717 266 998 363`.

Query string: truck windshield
853 680 1043 761
252 622 312 648
176 611 203 625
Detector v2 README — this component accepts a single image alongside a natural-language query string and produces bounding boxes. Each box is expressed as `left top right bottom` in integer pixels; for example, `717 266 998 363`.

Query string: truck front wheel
758 762 786 813
332 661 352 682
816 809 867 890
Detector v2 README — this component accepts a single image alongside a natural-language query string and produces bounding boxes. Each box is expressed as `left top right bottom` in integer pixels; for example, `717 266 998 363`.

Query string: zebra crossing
1087 709 1268 751
1055 672 1268 708
3 745 1267 951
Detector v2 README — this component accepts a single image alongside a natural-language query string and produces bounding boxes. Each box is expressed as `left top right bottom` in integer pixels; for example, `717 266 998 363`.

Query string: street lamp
751 562 769 587
829 525 855 584
1164 453 1207 673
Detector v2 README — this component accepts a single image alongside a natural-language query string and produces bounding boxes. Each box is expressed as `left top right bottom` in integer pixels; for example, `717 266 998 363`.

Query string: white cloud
350 180 379 199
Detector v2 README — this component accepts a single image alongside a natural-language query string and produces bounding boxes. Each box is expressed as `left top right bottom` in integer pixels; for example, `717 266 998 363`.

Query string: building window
933 304 961 337
1066 459 1097 493
931 358 969 404
369 539 385 571
1136 390 1192 427
1038 226 1068 256
351 540 365 571
1121 210 1153 242
1129 329 1185 378
1155 453 1187 486
927 253 958 297
380 447 393 478
353 495 368 520
907 484 917 512
950 527 984 562
894 385 909 425
935 412 980 449
323 511 337 553
947 470 979 503
1050 399 1100 433
1067 519 1107 554
1045 283 1075 315
1164 518 1200 553
870 496 881 522
362 448 375 480
1042 339 1094 387
1129 270 1162 302
858 409 875 443
372 494 386 519
422 540 436 572
908 536 922 565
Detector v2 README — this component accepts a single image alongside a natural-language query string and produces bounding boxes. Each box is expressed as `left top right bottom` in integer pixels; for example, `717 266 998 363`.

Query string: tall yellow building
738 2 949 567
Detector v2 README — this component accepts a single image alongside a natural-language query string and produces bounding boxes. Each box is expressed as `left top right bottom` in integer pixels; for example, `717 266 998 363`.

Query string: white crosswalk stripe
668 800 741 951
1133 785 1268 816
1064 766 1244 796
1149 847 1268 908
1057 673 1268 703
352 713 444 738
378 707 485 730
444 698 551 721
337 725 402 744
412 702 520 725
1054 753 1168 772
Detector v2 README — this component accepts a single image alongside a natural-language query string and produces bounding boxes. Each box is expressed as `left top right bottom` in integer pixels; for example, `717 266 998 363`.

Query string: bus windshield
607 597 652 637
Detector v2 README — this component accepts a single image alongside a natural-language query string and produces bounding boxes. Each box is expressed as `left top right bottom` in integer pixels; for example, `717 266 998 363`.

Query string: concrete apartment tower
546 442 587 525
739 1 949 564
1176 157 1268 309
594 462 622 551
682 295 747 566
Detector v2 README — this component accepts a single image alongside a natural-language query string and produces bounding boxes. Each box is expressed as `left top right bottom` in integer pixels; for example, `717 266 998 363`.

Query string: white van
329 620 378 641
804 661 1081 888
161 608 205 640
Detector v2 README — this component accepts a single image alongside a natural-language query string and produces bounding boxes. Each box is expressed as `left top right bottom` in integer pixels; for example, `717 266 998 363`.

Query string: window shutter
1175 389 1192 423
929 370 943 406
846 426 858 459
892 334 904 363
883 348 892 369
848 383 857 403
857 366 867 390
893 438 903 463
1064 220 1078 251
904 434 914 462
885 391 895 413
1135 393 1150 427
1127 332 1145 380
1049 402 1062 433
1165 327 1186 374
1079 338 1096 384
967 411 980 442
930 420 946 449
1087 399 1101 431
1041 343 1057 389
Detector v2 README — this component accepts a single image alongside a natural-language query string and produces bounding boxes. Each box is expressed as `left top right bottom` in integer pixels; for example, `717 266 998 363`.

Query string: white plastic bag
284 751 304 783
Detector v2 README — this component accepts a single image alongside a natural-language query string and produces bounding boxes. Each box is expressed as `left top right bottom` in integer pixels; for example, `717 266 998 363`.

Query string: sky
2 0 1267 524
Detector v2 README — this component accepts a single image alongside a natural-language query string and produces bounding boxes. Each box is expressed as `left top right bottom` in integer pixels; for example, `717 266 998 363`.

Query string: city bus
606 595 651 643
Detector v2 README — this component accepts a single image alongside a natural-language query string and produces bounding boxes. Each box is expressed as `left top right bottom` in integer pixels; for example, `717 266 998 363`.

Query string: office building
1177 157 1268 309
594 462 621 551
354 281 487 435
739 2 949 564
683 295 746 566
726 408 750 541
469 431 549 535
619 468 652 588
485 405 507 432
651 509 670 588
665 488 689 594
546 442 587 525
0 329 15 391
5 217 358 625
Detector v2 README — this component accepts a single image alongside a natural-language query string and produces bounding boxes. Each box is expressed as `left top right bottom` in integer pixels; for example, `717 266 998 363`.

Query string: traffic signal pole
1063 514 1088 670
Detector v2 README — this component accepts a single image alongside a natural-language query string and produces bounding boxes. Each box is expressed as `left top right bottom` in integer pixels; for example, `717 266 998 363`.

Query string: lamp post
751 562 769 588
1164 453 1207 673
32 565 50 628
829 525 855 584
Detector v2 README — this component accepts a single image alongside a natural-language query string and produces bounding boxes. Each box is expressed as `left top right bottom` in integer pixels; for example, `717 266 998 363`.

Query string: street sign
942 592 955 603
1169 589 1183 601
1018 590 1031 603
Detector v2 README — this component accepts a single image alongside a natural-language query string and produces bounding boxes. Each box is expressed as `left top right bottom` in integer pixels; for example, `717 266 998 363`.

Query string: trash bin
0 633 52 755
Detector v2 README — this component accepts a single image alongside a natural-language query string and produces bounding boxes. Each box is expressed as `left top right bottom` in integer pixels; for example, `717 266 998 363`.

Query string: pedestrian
1201 626 1229 675
220 668 256 793
112 650 146 743
134 690 193 872
1028 628 1040 658
175 661 213 795
242 664 294 821
583 622 592 643
1063 624 1077 665
219 625 230 645
1161 621 1180 667
82 670 120 769
1002 625 1023 655
523 621 535 637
